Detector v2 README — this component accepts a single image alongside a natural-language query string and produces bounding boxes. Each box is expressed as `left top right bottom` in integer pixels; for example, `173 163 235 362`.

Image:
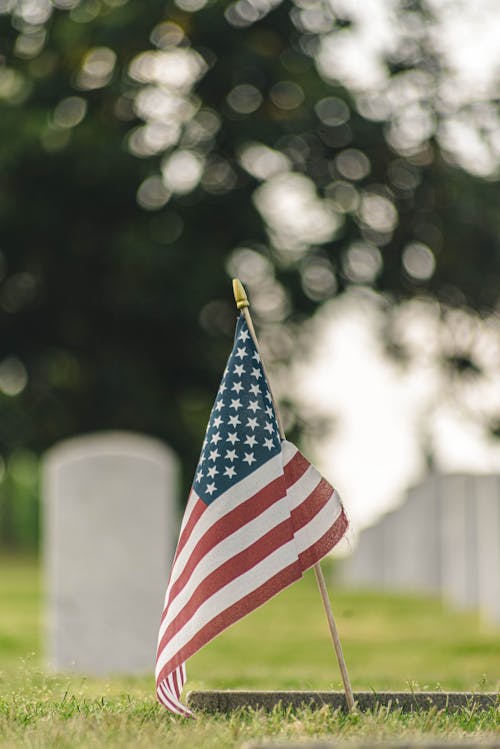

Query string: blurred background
2 0 500 547
2 0 500 693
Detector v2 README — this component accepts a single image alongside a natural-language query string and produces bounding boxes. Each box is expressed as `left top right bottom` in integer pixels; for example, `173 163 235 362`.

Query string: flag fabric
155 312 348 716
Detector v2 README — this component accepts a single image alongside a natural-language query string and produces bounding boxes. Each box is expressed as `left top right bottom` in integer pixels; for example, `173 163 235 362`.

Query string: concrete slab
186 690 499 714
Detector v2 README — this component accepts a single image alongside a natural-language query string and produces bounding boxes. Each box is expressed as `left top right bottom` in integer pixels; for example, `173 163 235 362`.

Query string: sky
294 291 500 539
279 0 500 538
318 0 500 178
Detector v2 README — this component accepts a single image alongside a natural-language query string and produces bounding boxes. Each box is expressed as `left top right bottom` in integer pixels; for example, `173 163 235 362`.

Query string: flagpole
232 278 355 713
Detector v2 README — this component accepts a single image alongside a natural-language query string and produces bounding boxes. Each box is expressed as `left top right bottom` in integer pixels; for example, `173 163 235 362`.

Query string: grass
0 554 499 747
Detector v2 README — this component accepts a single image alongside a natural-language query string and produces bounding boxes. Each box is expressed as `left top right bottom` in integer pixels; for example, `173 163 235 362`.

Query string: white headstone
379 478 441 594
338 522 385 588
402 478 441 593
43 432 179 674
475 475 500 627
438 474 478 610
339 472 500 627
339 477 442 594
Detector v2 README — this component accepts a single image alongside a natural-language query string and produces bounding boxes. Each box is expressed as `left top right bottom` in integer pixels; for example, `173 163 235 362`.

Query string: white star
205 482 216 495
234 363 245 376
251 368 262 379
252 351 260 361
235 347 247 360
213 415 223 428
196 469 204 481
225 449 237 461
199 454 206 465
263 438 275 450
228 414 241 427
224 465 237 478
248 399 260 413
227 432 239 445
244 434 257 447
264 422 274 433
219 383 227 394
210 432 222 445
207 465 218 478
230 398 242 410
239 329 250 342
209 449 220 461
265 392 272 402
243 452 256 465
265 406 274 417
246 417 258 430
249 383 261 396
215 400 224 412
231 381 243 393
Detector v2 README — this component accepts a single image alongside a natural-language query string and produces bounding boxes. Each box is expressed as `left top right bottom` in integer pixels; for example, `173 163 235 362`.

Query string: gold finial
232 278 249 309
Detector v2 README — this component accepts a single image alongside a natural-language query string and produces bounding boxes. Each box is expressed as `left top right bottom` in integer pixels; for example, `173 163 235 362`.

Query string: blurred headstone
439 474 478 610
338 522 385 589
475 476 500 627
43 432 179 674
380 479 441 594
406 479 442 594
339 473 499 627
341 478 441 595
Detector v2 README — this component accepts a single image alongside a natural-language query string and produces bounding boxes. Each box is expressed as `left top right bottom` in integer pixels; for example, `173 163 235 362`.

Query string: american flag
155 312 348 716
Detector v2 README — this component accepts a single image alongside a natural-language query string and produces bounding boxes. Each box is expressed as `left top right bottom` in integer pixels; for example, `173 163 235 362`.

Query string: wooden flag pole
232 278 355 713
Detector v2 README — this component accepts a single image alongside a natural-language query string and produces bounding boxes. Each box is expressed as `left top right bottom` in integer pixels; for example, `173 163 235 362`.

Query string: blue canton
193 313 282 505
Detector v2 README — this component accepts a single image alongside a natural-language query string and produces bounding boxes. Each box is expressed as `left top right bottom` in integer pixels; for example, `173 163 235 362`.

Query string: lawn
0 554 499 747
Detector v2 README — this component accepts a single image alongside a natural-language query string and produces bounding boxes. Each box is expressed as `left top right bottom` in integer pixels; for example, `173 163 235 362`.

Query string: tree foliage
0 0 499 479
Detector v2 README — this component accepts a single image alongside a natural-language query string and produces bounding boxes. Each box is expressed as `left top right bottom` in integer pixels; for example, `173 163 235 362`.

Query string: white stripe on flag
179 490 198 535
160 488 296 630
294 492 342 554
166 451 284 590
286 464 324 510
282 440 298 463
156 537 297 676
156 483 341 678
159 448 325 643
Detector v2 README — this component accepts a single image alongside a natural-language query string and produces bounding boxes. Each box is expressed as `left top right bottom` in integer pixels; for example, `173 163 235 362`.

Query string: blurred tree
0 0 500 492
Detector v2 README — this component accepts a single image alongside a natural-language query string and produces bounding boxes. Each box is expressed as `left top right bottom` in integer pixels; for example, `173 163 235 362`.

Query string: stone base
186 690 499 714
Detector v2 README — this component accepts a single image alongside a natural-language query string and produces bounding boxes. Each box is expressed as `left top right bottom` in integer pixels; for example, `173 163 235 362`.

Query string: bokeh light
161 149 204 194
402 242 436 282
77 47 116 90
0 356 28 396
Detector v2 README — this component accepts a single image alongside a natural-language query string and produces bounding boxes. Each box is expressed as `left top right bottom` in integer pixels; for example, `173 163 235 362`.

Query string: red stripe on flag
158 681 191 718
290 478 333 533
157 510 347 686
283 449 310 485
160 497 207 624
157 559 302 683
165 450 306 615
163 468 292 611
171 668 181 699
157 512 296 655
175 498 206 560
298 507 349 572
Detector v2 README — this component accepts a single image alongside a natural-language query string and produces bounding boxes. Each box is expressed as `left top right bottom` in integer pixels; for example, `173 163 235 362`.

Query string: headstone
338 522 385 588
340 477 442 595
475 476 500 627
384 478 441 595
338 472 499 627
438 474 479 610
43 431 179 674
